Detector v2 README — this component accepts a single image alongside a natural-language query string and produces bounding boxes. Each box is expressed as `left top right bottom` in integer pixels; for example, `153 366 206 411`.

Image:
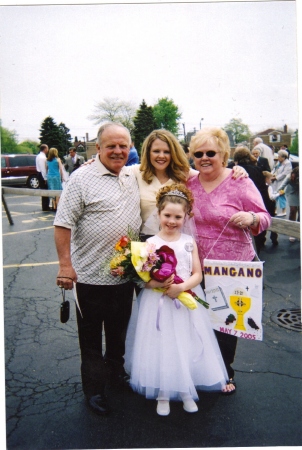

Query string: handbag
203 220 263 341
60 288 70 323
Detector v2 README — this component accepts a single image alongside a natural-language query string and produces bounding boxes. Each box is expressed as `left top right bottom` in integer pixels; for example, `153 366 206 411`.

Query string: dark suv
1 154 41 188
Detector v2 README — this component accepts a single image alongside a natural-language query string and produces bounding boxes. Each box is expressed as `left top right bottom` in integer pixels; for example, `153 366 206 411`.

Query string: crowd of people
51 122 298 417
35 145 85 211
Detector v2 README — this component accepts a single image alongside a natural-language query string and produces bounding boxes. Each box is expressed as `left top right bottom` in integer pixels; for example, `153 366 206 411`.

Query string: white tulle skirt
125 285 228 401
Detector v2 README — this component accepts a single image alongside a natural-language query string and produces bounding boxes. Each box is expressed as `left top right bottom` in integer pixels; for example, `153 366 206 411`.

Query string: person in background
253 137 274 171
277 166 299 242
280 144 290 157
54 122 141 416
251 148 271 172
182 142 195 168
262 171 279 246
126 140 139 166
187 128 271 392
233 146 274 253
64 147 85 175
36 144 50 211
271 149 292 216
46 147 63 211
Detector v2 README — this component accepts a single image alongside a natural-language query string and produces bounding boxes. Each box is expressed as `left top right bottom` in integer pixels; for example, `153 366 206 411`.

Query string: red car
1 154 40 188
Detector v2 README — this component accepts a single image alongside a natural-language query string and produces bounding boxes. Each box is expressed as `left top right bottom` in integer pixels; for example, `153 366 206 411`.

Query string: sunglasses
193 150 220 158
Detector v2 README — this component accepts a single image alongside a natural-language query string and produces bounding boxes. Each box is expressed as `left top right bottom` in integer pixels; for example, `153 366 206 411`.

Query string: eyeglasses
193 150 220 158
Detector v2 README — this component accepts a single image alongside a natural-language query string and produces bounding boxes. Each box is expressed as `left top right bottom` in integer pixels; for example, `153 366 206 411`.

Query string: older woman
271 149 292 216
278 166 299 242
187 127 271 392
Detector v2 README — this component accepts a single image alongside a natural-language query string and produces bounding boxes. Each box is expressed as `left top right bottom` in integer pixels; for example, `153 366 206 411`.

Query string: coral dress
125 233 228 401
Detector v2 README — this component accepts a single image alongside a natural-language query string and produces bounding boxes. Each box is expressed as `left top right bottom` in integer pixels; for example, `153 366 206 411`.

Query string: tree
223 118 252 145
18 140 40 154
58 122 72 156
0 126 18 153
88 97 136 133
289 129 298 156
152 97 182 135
132 99 156 153
39 116 72 159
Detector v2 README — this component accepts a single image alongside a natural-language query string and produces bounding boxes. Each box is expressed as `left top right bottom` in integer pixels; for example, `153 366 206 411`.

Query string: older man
64 147 85 174
252 137 274 170
54 122 141 416
251 147 271 172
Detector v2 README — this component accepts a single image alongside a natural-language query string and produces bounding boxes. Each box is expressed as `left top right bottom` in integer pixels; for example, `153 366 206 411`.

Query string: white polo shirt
54 157 141 284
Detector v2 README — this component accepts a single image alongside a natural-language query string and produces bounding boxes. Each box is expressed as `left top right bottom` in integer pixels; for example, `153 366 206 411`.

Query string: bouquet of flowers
109 234 209 310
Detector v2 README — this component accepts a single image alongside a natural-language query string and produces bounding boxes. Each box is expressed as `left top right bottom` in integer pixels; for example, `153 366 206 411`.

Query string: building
249 125 292 151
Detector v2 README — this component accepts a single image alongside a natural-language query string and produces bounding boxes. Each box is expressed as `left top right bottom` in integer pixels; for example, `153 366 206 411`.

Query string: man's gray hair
97 122 131 145
253 137 263 145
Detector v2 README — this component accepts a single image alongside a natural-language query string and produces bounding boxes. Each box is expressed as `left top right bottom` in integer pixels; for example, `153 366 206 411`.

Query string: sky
0 0 299 145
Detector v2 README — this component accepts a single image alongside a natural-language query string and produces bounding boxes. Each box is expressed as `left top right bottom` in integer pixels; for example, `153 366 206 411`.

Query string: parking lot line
3 261 59 269
2 226 54 236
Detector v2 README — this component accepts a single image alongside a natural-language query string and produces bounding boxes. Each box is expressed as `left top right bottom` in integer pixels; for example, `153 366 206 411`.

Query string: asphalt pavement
2 191 302 450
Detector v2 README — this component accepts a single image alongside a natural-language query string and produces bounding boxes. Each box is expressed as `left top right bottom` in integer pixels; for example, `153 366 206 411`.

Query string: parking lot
2 191 302 449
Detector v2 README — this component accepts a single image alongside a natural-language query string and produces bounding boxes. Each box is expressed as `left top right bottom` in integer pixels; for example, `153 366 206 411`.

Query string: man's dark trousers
76 282 134 397
37 173 49 211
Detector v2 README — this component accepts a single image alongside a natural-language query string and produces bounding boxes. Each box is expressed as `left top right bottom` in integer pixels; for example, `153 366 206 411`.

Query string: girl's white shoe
156 400 170 416
182 397 198 413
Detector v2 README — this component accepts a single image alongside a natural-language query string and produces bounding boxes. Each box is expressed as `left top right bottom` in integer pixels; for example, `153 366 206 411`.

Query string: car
289 154 299 168
1 154 41 188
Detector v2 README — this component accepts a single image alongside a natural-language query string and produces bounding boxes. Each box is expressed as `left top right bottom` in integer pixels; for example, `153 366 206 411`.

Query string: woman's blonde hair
47 147 59 161
140 129 190 184
156 183 194 218
189 127 230 167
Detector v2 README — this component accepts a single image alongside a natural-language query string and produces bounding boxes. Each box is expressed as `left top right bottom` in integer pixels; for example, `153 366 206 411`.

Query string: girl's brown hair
156 183 194 218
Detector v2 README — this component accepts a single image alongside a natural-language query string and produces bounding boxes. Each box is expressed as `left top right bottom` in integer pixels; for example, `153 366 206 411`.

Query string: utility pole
182 123 186 142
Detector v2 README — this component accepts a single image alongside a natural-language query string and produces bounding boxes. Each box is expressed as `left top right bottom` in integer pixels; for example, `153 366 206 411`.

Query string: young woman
46 147 63 211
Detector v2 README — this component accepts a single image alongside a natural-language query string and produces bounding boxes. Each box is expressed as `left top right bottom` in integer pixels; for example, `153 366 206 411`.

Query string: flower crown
163 189 188 201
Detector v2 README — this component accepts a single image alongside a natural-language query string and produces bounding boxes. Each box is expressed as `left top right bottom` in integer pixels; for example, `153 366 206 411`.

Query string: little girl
125 184 230 416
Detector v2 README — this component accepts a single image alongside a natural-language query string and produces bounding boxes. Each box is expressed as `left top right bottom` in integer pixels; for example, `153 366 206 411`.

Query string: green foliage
88 97 136 134
153 97 182 135
223 118 252 144
0 126 18 153
18 140 40 154
39 116 72 159
289 129 299 155
133 99 156 153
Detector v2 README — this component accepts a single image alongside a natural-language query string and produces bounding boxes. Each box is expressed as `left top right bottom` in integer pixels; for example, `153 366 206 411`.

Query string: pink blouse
186 173 271 267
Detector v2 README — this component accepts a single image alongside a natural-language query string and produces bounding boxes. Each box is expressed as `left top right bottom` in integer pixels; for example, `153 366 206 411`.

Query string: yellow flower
130 242 151 282
177 292 198 310
153 289 198 310
110 254 127 269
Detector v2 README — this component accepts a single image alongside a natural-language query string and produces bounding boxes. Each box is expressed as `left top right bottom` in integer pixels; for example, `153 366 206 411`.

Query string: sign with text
204 259 263 341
